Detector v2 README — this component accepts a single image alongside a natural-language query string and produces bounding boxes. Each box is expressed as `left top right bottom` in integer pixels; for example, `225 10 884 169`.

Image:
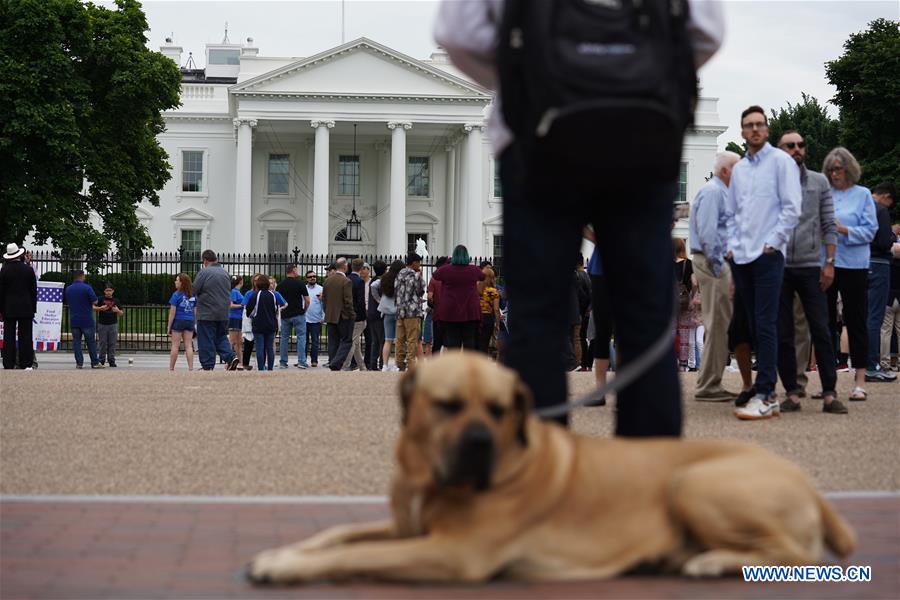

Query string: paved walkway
2 495 898 599
1 367 898 598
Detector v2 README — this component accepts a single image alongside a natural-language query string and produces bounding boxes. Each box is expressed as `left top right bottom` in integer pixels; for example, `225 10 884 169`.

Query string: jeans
501 147 681 435
196 320 234 370
306 322 322 364
731 251 785 396
255 331 276 371
72 325 99 367
279 314 307 366
777 267 836 396
867 262 891 370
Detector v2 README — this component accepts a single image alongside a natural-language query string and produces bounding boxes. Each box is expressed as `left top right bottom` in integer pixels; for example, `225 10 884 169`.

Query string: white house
40 37 727 258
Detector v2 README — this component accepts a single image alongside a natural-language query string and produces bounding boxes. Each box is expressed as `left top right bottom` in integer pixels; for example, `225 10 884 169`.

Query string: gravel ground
1 368 897 495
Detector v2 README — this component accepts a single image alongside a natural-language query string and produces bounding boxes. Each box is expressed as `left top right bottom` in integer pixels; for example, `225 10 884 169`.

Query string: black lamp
345 123 362 242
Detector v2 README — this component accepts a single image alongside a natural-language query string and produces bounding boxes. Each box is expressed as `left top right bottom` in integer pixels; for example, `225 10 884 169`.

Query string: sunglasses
828 165 845 173
782 141 806 150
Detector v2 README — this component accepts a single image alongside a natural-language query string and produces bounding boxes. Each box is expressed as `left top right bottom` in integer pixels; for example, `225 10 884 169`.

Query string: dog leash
534 304 678 418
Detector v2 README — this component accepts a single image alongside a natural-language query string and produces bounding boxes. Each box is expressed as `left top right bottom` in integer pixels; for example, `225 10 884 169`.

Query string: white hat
3 243 25 260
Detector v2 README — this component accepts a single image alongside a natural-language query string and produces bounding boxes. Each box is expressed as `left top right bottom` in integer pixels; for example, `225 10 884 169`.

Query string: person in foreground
247 353 855 584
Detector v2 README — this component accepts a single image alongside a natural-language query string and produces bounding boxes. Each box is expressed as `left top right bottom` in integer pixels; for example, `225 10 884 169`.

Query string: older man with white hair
689 151 740 401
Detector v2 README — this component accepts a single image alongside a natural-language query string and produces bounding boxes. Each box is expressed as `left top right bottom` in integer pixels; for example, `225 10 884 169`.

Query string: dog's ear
513 379 533 446
398 367 418 426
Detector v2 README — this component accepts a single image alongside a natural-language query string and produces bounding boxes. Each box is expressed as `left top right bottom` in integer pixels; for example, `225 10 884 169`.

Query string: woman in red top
432 245 485 350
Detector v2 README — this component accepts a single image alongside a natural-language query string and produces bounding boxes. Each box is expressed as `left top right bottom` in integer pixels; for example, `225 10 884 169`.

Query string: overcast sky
132 0 898 148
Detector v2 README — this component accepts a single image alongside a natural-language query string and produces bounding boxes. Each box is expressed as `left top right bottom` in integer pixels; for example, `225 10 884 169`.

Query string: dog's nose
459 423 493 453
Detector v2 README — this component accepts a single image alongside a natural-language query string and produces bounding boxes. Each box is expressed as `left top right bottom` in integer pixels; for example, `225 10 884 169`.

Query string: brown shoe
823 399 848 414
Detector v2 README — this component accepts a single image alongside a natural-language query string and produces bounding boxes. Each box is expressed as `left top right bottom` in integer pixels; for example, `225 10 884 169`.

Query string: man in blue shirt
65 270 103 368
689 151 740 402
725 106 801 420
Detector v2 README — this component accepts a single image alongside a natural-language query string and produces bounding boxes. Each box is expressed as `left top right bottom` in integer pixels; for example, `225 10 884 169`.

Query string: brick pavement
1 496 897 599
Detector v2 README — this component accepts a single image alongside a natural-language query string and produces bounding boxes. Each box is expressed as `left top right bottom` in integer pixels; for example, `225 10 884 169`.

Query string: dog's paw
246 548 304 585
682 553 727 578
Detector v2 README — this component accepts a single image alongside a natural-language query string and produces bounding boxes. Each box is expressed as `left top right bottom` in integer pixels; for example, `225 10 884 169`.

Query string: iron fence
31 250 501 352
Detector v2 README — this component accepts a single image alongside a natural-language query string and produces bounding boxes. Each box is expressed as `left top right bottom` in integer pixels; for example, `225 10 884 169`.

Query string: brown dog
247 353 855 584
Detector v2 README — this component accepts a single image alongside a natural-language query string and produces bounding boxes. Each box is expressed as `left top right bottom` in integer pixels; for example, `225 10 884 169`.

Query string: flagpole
341 0 345 44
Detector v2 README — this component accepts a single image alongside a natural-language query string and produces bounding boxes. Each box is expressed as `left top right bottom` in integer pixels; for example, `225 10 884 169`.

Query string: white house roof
230 37 491 100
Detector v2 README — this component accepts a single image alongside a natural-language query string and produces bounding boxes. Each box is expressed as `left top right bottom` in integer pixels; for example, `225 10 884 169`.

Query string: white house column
233 118 257 253
310 120 334 255
464 123 485 256
388 121 412 256
444 144 456 254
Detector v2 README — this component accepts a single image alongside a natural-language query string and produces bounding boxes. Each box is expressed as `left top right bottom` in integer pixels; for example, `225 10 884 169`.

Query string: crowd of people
680 111 899 420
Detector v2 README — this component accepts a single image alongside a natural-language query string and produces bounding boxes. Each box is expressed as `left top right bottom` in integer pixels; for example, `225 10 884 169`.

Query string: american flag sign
0 281 66 351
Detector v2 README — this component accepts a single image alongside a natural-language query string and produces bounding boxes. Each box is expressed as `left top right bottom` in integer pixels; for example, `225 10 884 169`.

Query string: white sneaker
734 394 781 421
24 367 33 371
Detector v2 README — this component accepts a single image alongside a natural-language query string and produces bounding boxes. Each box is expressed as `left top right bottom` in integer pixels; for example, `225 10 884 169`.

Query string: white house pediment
258 208 300 223
170 207 214 221
232 38 490 99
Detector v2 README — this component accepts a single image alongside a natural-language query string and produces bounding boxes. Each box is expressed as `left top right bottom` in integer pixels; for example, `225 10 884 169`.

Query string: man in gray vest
775 131 846 414
192 249 239 371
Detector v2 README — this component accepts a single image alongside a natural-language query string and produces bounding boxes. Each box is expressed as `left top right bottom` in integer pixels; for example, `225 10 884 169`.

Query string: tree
767 93 841 173
725 141 746 158
0 0 181 258
826 18 899 212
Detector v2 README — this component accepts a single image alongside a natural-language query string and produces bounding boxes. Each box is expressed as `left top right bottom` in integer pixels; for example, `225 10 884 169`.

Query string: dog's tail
818 495 856 558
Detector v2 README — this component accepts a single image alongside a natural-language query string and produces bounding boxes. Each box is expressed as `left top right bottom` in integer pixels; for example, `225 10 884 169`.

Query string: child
229 275 244 369
245 274 284 371
167 273 196 371
95 282 124 367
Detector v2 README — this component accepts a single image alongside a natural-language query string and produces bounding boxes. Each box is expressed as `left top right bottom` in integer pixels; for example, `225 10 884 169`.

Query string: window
337 155 360 196
678 162 688 203
492 235 504 261
182 151 204 192
268 154 290 195
268 230 289 255
407 156 430 197
408 233 428 257
493 162 502 198
180 229 202 273
208 49 240 65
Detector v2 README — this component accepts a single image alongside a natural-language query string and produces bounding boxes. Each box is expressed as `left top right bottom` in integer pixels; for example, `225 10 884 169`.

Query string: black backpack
498 0 698 179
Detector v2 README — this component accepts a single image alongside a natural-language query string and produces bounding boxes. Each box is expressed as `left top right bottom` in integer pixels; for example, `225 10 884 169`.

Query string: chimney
242 37 259 57
160 37 183 66
429 46 449 65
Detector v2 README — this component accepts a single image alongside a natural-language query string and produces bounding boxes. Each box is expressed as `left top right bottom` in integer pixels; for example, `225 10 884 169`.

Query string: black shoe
108 362 117 368
780 398 802 412
823 399 848 414
734 388 756 408
227 357 240 371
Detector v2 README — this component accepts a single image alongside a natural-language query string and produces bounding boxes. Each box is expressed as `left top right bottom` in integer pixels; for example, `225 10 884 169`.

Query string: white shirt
304 283 324 323
434 0 725 155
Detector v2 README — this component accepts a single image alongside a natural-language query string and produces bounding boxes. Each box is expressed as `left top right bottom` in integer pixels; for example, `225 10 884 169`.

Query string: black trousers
242 338 255 367
591 274 614 360
826 267 868 370
328 319 354 371
777 267 837 395
2 317 33 369
501 146 680 435
366 317 385 370
478 314 495 354
432 319 445 354
443 320 478 350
